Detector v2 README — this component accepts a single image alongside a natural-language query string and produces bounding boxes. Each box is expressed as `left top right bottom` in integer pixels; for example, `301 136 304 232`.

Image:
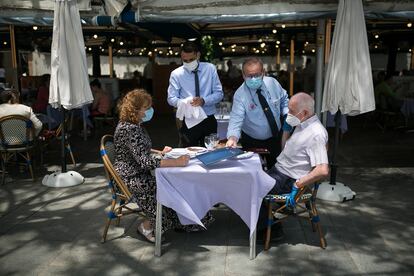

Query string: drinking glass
209 133 219 149
204 136 213 151
222 106 228 115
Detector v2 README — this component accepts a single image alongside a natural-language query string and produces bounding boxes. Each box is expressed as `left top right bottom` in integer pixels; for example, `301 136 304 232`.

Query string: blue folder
196 147 244 166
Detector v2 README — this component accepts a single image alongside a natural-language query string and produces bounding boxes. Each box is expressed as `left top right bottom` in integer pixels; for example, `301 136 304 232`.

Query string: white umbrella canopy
43 0 93 188
49 0 93 110
322 0 375 116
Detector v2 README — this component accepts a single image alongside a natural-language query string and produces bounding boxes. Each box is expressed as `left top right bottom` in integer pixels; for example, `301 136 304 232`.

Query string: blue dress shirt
227 76 289 140
167 62 223 116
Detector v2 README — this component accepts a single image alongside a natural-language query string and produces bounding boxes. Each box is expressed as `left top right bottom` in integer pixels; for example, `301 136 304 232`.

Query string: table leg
154 202 162 256
249 229 257 260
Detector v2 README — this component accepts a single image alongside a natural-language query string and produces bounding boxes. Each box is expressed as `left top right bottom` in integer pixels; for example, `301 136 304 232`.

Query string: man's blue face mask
245 76 263 90
142 107 154 122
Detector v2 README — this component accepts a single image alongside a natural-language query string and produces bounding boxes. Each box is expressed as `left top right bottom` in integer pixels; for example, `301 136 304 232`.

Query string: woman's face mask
183 59 199 71
142 107 154 122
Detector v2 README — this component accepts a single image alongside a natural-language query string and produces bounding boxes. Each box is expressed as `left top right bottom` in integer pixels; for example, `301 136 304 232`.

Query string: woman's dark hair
0 88 20 104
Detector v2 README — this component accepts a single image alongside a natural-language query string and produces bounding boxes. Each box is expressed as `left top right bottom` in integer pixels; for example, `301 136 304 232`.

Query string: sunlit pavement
1 114 413 275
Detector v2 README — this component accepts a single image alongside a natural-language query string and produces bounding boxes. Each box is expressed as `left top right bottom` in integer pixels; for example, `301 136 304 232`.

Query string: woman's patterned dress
114 121 214 232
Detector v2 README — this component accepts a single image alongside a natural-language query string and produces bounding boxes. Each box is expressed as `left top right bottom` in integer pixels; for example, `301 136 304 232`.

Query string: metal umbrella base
42 171 84 188
316 181 356 202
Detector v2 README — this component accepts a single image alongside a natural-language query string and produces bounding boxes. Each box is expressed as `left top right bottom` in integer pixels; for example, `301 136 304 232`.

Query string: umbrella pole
329 109 341 184
61 107 67 173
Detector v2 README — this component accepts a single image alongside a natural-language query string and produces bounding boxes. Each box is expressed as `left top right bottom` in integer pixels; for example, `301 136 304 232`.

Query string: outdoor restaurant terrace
0 1 414 275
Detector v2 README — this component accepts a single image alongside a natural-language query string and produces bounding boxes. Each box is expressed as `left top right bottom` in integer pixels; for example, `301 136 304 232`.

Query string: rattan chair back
99 134 139 242
0 115 35 149
0 115 36 184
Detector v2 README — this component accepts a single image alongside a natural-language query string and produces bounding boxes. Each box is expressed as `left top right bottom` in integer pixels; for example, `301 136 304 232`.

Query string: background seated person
374 73 402 112
90 79 113 117
0 88 43 135
32 74 50 114
257 93 329 240
114 89 214 243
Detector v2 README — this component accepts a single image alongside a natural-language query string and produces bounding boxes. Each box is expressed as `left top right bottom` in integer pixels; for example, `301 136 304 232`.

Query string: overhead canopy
0 0 414 25
0 0 413 58
135 0 414 22
0 0 91 11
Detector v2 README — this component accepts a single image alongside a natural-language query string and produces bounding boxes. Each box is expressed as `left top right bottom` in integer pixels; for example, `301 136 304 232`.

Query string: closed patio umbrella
318 0 375 202
42 0 94 188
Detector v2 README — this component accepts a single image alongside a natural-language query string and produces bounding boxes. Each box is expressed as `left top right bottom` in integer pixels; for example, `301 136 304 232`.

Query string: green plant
201 35 214 62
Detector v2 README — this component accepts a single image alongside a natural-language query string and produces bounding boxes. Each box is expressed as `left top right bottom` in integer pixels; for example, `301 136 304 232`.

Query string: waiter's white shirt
275 115 328 180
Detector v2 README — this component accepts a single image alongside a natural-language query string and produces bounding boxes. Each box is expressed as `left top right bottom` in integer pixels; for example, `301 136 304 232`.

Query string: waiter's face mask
183 59 199 71
182 51 200 71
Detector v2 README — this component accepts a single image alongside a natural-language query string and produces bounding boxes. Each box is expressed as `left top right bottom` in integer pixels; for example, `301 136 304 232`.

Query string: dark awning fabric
1 0 414 25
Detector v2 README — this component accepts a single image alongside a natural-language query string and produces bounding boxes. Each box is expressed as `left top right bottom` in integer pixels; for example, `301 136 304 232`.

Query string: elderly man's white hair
292 92 315 115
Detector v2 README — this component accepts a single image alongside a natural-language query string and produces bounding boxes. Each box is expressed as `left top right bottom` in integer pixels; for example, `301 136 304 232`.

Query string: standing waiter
226 57 290 168
167 41 223 147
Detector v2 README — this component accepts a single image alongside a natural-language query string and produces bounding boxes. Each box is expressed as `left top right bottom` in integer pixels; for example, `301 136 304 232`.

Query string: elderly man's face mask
286 110 304 127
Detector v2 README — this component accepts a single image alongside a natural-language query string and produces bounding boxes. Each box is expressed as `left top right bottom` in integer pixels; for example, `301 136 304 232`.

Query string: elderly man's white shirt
275 115 328 180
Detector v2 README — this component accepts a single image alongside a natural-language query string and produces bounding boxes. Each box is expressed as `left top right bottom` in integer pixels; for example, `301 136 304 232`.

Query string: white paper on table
176 97 207 129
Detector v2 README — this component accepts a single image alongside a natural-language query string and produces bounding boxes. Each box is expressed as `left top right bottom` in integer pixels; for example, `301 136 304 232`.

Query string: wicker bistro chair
264 182 326 250
39 121 76 166
100 135 142 243
0 115 36 184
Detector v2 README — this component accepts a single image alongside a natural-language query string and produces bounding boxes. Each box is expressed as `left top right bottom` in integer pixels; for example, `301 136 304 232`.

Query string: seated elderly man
257 92 329 241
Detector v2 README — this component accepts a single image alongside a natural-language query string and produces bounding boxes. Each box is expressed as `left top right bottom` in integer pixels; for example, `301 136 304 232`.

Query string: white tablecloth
155 154 275 237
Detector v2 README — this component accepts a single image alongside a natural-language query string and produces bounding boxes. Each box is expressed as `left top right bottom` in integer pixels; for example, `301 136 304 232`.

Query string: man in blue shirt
226 57 290 167
167 42 223 146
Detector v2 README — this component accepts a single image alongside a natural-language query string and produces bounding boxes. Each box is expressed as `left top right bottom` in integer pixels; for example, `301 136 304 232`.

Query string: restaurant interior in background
0 16 413 132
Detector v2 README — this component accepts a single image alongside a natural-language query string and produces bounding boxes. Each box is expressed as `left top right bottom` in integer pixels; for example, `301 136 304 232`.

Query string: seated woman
0 88 43 135
114 89 214 242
